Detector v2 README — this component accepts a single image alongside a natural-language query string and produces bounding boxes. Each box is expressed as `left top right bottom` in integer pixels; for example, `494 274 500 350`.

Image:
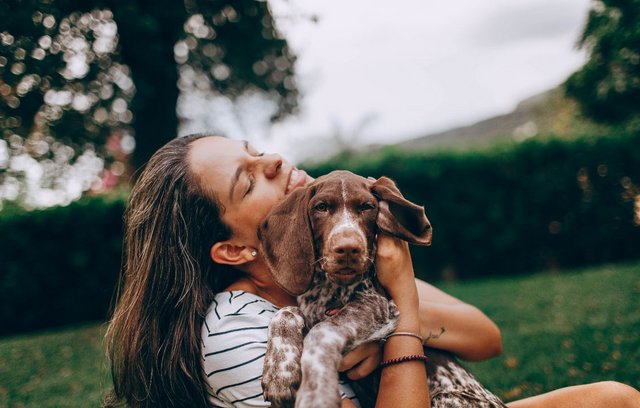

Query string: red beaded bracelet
380 354 428 368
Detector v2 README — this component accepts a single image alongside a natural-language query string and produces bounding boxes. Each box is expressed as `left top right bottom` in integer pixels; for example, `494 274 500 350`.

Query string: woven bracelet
381 331 424 344
380 354 428 368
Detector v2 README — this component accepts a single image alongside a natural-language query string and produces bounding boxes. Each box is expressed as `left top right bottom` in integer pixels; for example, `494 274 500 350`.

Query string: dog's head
258 170 432 296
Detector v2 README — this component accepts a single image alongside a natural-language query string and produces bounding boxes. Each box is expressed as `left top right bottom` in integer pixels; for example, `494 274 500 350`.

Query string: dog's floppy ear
371 177 432 246
258 186 315 296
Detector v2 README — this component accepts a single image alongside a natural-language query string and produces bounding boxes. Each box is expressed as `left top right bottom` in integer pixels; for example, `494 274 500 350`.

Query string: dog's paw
294 381 341 408
262 372 299 408
262 349 301 408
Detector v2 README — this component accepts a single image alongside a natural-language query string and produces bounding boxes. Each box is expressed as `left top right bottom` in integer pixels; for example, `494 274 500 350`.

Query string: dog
259 170 507 408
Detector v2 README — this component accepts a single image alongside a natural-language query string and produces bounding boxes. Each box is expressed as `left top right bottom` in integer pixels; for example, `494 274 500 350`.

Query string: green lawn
1 262 639 407
0 322 109 407
443 262 640 402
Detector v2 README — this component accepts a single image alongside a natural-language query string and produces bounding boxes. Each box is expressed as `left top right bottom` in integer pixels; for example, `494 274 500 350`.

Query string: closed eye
244 140 265 157
244 174 255 197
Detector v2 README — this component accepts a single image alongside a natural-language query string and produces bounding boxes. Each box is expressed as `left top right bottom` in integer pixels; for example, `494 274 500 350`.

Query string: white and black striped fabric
202 290 361 407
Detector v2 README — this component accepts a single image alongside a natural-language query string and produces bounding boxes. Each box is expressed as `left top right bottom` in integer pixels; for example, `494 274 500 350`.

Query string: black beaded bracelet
380 354 428 368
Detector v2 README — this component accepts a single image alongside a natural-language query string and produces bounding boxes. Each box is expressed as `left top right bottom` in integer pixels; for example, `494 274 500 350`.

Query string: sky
3 0 594 208
188 0 593 162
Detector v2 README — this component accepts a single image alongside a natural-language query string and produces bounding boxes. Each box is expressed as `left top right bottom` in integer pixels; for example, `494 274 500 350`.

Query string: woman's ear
210 242 256 265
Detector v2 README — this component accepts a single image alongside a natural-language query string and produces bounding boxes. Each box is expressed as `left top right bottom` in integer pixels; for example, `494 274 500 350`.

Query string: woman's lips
285 168 309 194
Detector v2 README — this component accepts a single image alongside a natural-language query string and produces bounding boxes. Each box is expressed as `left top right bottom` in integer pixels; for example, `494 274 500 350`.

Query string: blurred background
0 0 639 406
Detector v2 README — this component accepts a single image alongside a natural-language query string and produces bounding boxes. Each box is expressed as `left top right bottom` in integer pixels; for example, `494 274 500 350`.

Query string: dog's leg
295 292 398 408
295 322 345 408
262 306 305 408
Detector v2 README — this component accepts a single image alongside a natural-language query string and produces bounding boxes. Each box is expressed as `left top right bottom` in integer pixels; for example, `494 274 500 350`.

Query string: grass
442 261 640 402
0 262 638 407
0 323 109 408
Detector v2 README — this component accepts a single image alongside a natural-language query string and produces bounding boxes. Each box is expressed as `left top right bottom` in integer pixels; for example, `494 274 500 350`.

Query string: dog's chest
297 272 373 327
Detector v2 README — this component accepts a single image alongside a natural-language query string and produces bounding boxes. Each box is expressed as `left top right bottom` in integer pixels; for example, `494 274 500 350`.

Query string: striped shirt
202 290 360 407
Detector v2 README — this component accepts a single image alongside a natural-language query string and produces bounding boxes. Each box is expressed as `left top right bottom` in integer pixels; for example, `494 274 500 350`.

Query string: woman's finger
338 342 381 373
346 352 381 380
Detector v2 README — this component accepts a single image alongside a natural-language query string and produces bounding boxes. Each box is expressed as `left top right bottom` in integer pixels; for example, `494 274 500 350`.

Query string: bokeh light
1 8 134 208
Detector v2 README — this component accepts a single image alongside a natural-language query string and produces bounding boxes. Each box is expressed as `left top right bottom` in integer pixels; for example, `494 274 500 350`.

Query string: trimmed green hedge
0 195 125 335
1 132 639 335
305 132 640 282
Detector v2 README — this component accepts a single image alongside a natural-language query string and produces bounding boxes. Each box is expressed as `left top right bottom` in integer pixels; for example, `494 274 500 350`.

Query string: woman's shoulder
201 290 361 407
206 291 278 324
201 291 279 406
201 290 278 355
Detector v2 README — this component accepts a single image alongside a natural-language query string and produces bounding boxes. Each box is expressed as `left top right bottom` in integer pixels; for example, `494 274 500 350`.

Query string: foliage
0 193 125 335
451 262 640 400
0 4 133 207
0 262 638 406
565 0 640 124
1 131 639 335
305 131 640 281
0 0 298 207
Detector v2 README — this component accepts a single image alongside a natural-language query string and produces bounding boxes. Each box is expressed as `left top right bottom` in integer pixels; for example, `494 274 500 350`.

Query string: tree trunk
110 0 186 172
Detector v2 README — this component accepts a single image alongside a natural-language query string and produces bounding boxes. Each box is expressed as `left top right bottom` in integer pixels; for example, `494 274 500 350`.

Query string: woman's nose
262 154 283 179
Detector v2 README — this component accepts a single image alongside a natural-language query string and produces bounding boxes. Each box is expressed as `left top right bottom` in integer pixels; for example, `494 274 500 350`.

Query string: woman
104 134 639 408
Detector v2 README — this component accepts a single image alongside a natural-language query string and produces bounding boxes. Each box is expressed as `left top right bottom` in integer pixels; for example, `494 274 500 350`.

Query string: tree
0 0 298 207
565 0 640 123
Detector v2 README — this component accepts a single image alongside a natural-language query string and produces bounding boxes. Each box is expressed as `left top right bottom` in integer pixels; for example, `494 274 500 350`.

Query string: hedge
304 131 640 282
1 131 639 335
0 195 125 335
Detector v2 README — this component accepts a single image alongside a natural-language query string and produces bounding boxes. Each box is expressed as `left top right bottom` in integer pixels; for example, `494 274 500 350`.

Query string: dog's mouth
326 267 364 285
334 268 357 279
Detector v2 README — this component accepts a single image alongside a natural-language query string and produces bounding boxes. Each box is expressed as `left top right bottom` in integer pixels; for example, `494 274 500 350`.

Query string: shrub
0 195 125 335
2 131 639 335
304 131 640 281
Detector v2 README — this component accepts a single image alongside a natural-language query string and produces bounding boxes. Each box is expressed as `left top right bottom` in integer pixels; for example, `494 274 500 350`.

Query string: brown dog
259 170 431 407
259 170 507 408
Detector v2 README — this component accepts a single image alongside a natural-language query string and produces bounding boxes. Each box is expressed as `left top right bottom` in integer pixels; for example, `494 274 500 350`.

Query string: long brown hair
104 134 237 407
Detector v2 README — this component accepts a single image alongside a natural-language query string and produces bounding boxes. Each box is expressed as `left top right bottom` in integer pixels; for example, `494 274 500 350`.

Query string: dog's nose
332 234 362 257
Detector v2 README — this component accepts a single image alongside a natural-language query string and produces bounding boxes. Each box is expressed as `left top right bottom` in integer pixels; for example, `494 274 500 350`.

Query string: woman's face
189 136 314 247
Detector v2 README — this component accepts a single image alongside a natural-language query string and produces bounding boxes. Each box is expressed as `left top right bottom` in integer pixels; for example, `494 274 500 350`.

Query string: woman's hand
375 229 416 301
338 342 382 380
374 234 430 407
375 232 421 331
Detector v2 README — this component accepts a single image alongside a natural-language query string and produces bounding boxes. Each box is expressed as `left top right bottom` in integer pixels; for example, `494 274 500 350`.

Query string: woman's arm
340 272 503 379
340 285 503 380
374 234 430 408
415 279 503 361
339 239 503 403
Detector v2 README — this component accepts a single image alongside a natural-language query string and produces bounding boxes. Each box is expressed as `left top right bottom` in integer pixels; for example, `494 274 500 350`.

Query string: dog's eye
314 202 329 212
358 202 376 212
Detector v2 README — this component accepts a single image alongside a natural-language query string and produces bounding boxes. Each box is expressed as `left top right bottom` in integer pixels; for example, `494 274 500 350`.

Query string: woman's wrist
384 303 423 359
394 320 421 337
382 329 425 362
391 284 420 331
384 274 416 301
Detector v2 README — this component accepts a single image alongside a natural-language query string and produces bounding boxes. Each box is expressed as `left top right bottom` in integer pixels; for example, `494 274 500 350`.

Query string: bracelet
381 331 424 344
380 354 428 368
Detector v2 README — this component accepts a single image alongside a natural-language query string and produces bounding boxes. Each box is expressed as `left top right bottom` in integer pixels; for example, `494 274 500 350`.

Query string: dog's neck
296 268 376 327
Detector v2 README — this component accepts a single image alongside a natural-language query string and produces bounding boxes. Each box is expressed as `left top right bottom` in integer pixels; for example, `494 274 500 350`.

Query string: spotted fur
260 171 506 408
425 348 507 408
